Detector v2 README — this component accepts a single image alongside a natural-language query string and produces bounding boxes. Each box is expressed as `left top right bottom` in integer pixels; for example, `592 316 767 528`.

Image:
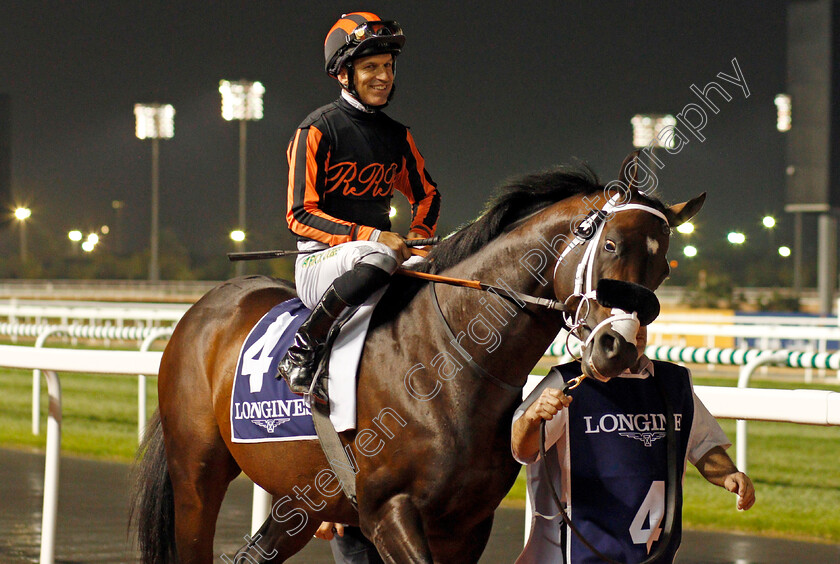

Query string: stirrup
278 356 328 404
279 366 328 405
306 373 329 405
305 322 344 406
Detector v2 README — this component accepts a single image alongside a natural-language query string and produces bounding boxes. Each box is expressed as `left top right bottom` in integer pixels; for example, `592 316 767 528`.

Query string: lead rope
539 372 677 564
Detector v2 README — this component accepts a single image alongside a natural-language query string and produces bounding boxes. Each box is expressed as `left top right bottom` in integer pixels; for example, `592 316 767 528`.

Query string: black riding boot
277 286 350 404
278 259 395 404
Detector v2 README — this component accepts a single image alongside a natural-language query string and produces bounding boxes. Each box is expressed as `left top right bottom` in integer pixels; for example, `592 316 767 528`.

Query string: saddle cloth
230 294 379 443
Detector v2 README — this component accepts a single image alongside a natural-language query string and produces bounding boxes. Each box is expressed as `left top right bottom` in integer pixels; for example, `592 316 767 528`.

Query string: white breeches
294 241 399 309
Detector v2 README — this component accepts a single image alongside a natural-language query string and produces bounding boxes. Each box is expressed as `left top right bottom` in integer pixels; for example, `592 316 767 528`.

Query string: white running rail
2 344 839 562
0 345 161 564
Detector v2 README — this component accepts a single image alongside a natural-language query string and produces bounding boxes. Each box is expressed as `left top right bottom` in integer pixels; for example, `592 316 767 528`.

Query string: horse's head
554 151 705 380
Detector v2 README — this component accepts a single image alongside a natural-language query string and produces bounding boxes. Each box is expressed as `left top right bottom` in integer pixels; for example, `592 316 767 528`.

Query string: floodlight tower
631 114 677 150
631 114 676 186
220 80 264 276
14 206 31 262
134 103 175 282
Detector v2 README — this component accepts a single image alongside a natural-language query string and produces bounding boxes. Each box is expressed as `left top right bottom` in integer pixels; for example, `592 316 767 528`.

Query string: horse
131 152 705 563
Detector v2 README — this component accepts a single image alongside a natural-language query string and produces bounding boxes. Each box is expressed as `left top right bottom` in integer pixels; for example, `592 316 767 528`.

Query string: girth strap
428 283 521 393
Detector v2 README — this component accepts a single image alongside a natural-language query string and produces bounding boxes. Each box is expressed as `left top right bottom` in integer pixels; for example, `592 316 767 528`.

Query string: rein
227 237 441 261
398 194 671 393
427 283 522 393
397 269 567 312
539 371 678 564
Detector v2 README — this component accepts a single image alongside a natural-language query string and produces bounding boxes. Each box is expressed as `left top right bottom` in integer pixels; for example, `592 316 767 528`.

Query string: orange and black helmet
324 12 405 77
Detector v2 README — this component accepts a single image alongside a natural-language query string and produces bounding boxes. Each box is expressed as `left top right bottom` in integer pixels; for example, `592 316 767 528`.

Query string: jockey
278 12 441 404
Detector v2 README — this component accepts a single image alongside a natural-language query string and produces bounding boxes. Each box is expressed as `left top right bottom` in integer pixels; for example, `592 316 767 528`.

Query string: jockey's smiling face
340 53 394 107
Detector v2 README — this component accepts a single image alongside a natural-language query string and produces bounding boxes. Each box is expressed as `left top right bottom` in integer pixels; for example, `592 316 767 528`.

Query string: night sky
1 1 793 261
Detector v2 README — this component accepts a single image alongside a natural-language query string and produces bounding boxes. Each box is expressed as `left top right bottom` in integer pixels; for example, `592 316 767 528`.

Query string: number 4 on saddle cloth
230 297 374 442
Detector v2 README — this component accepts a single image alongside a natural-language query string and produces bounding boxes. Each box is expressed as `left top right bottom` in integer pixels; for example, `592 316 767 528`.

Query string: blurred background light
676 222 694 234
727 231 746 245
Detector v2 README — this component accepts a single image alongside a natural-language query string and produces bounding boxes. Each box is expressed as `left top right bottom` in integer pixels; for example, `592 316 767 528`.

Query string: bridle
540 195 678 563
554 193 670 380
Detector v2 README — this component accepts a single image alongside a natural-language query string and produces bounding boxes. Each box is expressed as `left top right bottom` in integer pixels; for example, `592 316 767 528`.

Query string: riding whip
227 237 441 261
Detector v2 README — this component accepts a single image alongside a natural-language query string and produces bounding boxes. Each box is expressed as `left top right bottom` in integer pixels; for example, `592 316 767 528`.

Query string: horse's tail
129 409 177 563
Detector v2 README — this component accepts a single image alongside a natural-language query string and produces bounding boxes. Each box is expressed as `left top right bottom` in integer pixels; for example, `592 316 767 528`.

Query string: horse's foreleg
365 494 434 564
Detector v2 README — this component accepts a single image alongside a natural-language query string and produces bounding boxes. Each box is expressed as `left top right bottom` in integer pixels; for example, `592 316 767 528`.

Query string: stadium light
631 114 677 149
134 103 175 281
389 206 397 218
220 80 265 121
779 246 791 257
68 230 82 242
14 207 31 262
762 215 776 229
220 80 264 277
134 103 175 140
683 245 698 257
775 94 791 132
230 229 246 242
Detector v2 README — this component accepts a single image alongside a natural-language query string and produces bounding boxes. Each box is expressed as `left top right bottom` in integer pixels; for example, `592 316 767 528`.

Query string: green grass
1 366 839 542
0 367 158 461
681 418 840 542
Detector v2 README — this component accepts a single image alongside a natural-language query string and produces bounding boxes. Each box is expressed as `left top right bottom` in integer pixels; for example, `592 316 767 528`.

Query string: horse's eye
604 239 617 253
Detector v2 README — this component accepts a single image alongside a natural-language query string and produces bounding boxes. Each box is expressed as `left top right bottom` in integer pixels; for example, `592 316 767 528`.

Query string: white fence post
735 351 792 476
32 327 70 435
0 344 163 562
138 329 173 442
39 369 61 564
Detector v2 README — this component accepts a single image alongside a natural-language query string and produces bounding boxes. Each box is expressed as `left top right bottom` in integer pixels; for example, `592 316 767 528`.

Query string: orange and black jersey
287 96 440 246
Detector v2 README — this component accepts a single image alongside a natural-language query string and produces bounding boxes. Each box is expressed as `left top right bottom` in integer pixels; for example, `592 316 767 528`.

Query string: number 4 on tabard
243 312 293 394
629 481 665 552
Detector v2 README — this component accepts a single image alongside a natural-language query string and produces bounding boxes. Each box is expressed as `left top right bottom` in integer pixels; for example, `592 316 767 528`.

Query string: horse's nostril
598 332 619 358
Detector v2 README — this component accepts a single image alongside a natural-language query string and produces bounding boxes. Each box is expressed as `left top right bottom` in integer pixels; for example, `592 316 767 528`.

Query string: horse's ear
618 150 643 193
668 192 706 227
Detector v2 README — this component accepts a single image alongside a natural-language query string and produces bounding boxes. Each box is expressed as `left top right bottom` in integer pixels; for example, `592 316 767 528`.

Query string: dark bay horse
132 154 704 563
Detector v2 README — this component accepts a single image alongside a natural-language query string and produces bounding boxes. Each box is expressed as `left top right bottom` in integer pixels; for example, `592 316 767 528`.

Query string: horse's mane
416 164 601 274
370 164 603 329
